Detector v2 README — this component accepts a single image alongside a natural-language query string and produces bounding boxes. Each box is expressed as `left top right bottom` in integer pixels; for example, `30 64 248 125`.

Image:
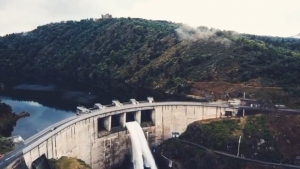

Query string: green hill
1 18 300 106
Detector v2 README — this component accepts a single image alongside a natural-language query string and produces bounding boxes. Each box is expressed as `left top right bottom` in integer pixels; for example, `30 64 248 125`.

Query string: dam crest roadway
2 97 241 169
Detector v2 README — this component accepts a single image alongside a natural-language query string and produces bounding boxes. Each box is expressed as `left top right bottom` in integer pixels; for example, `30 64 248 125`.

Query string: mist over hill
291 33 300 39
0 17 300 106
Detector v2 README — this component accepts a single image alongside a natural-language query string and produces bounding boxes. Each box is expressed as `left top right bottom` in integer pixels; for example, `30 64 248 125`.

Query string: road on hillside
176 139 300 168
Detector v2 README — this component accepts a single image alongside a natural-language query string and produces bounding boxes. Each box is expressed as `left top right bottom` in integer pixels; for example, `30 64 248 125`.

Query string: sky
0 0 299 37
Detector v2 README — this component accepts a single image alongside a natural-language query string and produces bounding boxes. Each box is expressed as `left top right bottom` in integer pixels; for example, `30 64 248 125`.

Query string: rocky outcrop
49 157 91 169
14 111 30 120
9 156 91 169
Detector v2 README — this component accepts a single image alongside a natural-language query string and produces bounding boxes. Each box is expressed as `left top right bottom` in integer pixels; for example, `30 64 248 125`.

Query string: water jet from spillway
126 121 157 169
126 122 144 169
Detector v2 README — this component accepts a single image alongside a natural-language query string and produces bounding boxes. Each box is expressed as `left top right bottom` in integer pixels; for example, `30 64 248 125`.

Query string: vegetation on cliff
0 83 30 155
0 102 18 154
49 156 91 169
0 136 14 154
0 101 30 138
0 102 18 137
0 18 300 106
156 114 300 169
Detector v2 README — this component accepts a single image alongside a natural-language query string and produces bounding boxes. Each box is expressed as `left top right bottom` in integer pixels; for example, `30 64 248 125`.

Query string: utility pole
243 92 245 117
237 136 241 156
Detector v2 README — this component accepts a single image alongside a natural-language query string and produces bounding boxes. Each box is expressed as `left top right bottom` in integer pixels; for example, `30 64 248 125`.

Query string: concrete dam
21 98 238 169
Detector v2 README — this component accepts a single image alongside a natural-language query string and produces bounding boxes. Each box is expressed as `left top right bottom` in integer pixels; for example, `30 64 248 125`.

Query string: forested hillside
0 17 300 106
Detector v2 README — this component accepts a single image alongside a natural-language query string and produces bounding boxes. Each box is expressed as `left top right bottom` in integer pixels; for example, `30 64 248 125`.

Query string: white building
228 98 241 106
101 14 112 19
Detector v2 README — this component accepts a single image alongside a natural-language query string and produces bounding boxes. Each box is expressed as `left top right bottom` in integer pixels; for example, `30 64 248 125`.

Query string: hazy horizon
0 0 299 37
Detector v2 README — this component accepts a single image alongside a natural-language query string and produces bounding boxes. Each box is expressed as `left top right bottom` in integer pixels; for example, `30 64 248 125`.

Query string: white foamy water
126 121 157 169
126 122 144 169
135 123 157 169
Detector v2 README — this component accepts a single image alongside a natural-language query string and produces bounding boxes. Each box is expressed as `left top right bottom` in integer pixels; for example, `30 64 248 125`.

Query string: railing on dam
22 98 236 154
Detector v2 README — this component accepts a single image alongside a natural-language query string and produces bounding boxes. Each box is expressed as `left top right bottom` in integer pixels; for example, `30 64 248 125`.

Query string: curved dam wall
22 101 237 169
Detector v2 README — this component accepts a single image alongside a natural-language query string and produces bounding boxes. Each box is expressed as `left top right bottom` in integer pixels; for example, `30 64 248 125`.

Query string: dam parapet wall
22 98 238 169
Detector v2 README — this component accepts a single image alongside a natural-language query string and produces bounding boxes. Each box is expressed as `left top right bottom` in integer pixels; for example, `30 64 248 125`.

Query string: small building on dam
22 98 238 169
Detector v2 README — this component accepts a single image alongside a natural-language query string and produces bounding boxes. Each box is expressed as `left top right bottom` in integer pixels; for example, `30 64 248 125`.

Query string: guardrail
22 101 233 154
105 104 115 107
122 102 131 105
176 139 300 169
24 115 77 144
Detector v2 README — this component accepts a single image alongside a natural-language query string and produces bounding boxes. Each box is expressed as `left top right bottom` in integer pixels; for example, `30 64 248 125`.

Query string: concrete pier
119 113 126 128
135 111 141 124
104 116 111 131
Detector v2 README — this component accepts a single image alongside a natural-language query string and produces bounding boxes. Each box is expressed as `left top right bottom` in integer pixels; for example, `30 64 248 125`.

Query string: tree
0 83 3 102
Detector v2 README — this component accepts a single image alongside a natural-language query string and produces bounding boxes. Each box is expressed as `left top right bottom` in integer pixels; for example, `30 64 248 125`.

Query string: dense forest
0 17 300 103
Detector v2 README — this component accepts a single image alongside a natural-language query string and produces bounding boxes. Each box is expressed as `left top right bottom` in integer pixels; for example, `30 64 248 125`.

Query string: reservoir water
0 87 106 140
1 97 75 140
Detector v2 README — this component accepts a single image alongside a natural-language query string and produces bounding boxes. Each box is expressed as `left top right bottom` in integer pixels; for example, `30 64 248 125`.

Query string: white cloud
0 0 299 37
175 25 232 47
26 101 42 107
